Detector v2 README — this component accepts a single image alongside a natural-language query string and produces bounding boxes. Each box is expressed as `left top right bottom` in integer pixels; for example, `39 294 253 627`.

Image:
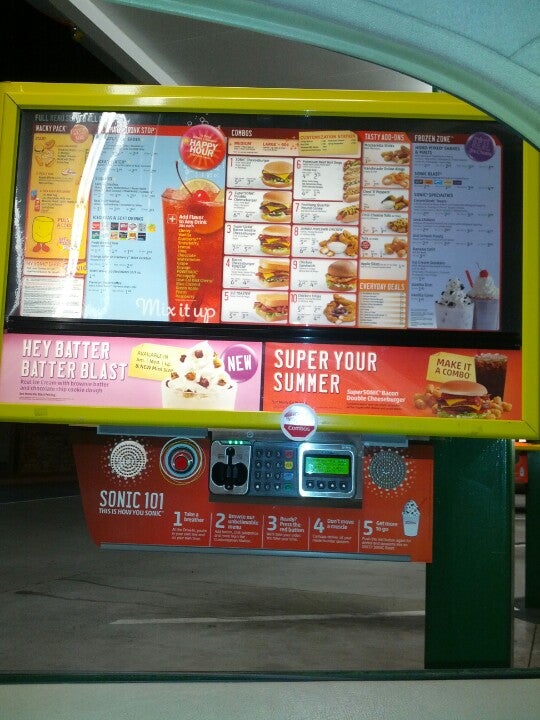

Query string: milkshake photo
434 278 474 329
466 269 500 330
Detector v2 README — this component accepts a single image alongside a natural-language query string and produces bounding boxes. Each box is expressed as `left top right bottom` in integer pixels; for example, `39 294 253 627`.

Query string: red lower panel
73 430 433 562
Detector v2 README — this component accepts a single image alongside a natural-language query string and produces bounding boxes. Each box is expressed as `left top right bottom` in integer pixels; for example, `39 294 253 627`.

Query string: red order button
171 450 192 472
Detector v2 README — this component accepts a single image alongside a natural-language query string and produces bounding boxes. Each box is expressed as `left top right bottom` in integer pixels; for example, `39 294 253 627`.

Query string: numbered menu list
221 130 411 330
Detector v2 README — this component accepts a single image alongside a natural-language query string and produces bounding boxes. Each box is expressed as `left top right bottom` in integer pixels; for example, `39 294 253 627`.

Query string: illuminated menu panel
8 112 506 336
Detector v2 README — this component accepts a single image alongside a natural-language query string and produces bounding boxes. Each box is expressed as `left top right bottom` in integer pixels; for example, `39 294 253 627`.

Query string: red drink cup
474 353 508 399
161 180 225 323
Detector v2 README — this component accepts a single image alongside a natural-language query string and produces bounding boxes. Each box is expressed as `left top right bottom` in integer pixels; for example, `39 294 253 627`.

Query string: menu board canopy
0 83 537 439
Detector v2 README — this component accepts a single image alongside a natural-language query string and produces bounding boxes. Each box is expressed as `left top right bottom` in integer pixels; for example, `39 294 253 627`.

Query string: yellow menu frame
0 82 538 439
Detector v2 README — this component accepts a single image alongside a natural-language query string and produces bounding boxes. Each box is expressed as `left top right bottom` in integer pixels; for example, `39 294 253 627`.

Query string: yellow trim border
0 82 538 439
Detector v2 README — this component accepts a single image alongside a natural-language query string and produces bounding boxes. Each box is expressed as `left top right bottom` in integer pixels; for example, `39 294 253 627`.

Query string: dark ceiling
3 0 122 83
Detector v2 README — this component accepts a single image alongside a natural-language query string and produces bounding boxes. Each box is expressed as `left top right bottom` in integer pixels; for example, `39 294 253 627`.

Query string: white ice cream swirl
403 500 420 517
468 272 499 300
436 278 473 308
166 341 234 395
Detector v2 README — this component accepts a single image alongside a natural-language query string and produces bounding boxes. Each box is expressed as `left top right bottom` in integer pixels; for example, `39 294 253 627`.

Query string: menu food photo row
12 114 502 333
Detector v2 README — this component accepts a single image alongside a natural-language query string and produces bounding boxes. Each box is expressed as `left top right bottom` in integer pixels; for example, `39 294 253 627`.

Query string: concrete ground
0 490 537 674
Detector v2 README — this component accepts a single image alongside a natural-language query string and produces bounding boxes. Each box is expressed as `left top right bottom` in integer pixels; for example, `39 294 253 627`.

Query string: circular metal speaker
108 440 148 479
368 449 407 489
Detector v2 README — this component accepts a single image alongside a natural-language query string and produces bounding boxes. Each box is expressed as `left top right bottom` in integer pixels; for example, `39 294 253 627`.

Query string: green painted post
525 451 540 609
425 437 514 668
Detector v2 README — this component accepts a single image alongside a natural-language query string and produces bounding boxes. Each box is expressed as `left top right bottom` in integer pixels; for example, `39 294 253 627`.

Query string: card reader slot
209 441 250 495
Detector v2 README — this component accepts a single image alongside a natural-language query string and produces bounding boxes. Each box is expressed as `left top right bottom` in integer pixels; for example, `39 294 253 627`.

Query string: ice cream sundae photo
162 340 237 410
434 278 474 329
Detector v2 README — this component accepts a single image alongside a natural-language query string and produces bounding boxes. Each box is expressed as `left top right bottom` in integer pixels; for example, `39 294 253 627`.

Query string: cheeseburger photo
325 259 357 291
253 292 289 322
435 380 490 417
258 225 291 256
256 258 290 288
259 190 292 222
261 160 293 188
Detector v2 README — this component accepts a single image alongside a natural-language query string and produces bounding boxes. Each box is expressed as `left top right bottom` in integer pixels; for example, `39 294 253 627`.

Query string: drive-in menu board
7 112 506 335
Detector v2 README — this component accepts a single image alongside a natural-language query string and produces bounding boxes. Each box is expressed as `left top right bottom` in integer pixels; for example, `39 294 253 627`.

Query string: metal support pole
525 451 540 611
425 437 514 668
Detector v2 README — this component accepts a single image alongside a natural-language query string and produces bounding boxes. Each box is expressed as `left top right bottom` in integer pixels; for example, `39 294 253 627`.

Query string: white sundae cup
435 301 474 329
434 278 474 329
162 379 237 410
162 340 237 411
402 500 420 537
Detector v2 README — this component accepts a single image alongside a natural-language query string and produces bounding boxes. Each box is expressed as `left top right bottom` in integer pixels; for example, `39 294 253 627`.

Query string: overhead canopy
99 0 539 149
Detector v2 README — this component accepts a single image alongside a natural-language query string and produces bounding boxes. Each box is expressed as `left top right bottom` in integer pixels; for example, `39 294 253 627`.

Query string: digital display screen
304 454 350 476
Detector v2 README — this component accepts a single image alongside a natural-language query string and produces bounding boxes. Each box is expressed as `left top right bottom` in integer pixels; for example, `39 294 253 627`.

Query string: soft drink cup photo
161 179 225 322
474 353 508 399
